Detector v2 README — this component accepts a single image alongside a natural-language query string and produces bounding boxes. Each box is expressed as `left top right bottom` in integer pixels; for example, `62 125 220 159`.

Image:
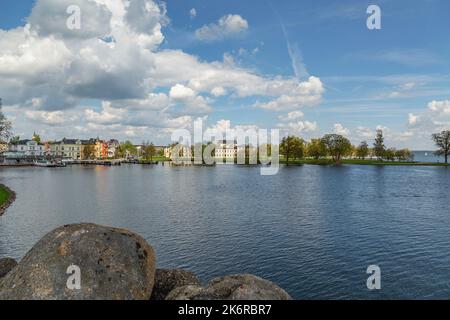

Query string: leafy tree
321 134 352 163
142 141 156 161
117 141 137 159
280 136 304 165
385 148 396 161
373 129 386 160
0 98 12 142
306 138 328 160
432 130 450 164
356 141 369 160
32 132 41 144
395 149 412 162
9 135 20 145
292 138 305 160
83 144 96 160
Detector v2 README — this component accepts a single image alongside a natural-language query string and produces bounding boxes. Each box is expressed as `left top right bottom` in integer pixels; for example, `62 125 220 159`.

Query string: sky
0 0 450 149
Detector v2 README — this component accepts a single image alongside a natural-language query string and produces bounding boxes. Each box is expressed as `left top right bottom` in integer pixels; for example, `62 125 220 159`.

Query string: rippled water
1 164 450 299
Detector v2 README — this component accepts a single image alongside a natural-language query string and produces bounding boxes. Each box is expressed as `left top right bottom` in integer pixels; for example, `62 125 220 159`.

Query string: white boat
34 159 65 167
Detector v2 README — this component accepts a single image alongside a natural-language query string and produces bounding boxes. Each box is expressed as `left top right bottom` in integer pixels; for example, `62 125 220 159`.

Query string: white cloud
189 8 197 19
278 121 317 134
278 111 304 121
428 100 450 115
85 101 128 124
408 113 421 126
25 110 78 125
195 14 248 41
0 0 325 143
355 126 373 140
210 87 227 97
253 76 324 111
169 84 196 100
333 123 349 136
27 0 112 39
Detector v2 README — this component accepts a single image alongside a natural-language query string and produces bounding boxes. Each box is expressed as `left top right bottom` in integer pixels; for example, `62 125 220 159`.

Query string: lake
1 164 450 299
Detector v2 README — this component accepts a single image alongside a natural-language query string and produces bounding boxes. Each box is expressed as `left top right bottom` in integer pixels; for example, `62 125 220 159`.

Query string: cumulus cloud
25 110 78 125
428 100 450 116
253 76 324 111
278 111 304 121
0 0 324 142
27 0 112 39
195 14 248 41
277 120 317 134
333 123 349 136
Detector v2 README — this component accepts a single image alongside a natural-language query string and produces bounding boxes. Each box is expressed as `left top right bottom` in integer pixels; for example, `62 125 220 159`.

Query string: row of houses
1 138 256 161
2 138 120 160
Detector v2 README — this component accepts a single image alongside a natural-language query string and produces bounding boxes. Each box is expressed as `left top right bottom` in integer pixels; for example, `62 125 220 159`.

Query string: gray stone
0 223 156 300
0 258 17 279
166 274 292 300
150 269 201 300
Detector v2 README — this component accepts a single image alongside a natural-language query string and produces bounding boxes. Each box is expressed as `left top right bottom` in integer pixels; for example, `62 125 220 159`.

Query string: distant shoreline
0 158 449 168
279 159 450 166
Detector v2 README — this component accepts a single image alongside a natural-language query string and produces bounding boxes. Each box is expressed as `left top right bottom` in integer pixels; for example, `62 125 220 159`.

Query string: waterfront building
164 144 192 160
107 139 120 158
8 139 45 157
215 140 237 160
95 140 109 159
50 138 83 159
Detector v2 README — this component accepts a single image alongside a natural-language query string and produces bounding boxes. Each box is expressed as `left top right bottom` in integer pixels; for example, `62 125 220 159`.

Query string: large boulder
0 223 156 300
0 258 17 279
150 269 201 300
166 274 292 300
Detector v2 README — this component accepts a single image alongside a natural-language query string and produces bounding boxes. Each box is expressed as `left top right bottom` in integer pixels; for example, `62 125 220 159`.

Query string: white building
9 140 45 157
215 141 237 159
164 144 192 160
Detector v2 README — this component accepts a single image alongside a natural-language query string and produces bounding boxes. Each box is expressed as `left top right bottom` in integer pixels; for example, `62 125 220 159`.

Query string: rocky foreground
0 223 292 300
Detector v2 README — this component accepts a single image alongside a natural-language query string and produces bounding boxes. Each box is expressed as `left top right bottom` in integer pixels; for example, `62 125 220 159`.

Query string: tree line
281 129 450 165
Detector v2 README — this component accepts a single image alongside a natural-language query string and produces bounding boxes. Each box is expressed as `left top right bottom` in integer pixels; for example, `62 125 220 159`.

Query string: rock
0 258 17 279
166 274 292 300
0 223 156 300
150 269 201 300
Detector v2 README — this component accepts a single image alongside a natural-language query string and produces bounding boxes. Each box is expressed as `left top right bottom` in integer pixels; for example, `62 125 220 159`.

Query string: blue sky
1 0 450 148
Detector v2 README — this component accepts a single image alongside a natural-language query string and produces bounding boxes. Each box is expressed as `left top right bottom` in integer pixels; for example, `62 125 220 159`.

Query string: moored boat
34 160 66 167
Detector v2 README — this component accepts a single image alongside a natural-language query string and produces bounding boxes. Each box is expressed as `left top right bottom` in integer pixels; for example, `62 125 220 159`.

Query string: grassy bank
279 158 450 166
0 185 10 206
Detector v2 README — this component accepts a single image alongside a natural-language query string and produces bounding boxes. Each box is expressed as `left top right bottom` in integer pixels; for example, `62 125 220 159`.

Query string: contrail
265 0 309 80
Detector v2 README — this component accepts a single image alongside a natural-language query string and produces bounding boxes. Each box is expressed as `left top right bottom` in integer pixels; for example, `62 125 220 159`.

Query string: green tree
32 132 41 144
292 138 305 160
356 141 369 160
321 134 352 163
119 141 137 159
9 135 20 145
373 129 386 160
432 130 450 164
306 138 328 160
395 149 412 162
385 148 396 161
280 136 303 165
0 98 12 142
83 144 96 160
142 141 156 161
